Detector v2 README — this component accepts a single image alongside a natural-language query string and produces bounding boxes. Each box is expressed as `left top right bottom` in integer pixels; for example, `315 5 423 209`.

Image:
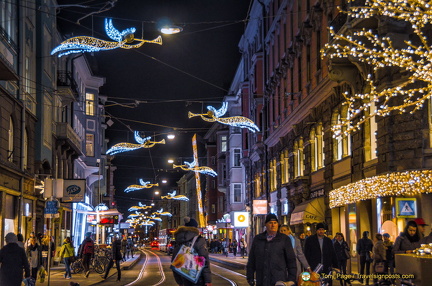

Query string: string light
150 215 162 221
152 208 172 217
128 202 152 212
188 102 260 132
107 131 165 155
51 18 162 57
321 0 432 136
173 159 218 177
161 190 190 201
329 170 432 208
124 179 159 193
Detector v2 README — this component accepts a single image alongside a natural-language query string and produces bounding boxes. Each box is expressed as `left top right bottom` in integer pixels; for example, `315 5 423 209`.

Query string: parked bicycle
70 255 107 274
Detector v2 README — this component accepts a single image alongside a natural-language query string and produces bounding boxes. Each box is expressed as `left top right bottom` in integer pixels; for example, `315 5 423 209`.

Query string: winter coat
333 240 350 261
121 239 128 252
0 242 31 286
171 226 211 286
78 237 95 257
373 240 386 262
304 234 338 274
393 233 421 254
291 235 310 278
26 243 41 268
60 242 75 258
356 237 373 256
246 232 297 286
383 240 394 260
111 239 123 260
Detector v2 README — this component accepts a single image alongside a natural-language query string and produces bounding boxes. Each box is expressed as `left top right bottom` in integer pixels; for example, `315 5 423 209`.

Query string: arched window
8 117 14 162
294 138 304 177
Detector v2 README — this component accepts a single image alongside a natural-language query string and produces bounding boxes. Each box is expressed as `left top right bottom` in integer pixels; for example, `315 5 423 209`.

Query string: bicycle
70 256 106 274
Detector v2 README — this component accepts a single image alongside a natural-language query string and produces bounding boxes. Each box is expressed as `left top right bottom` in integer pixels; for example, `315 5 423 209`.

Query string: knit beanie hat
184 217 198 228
5 232 18 243
265 213 278 224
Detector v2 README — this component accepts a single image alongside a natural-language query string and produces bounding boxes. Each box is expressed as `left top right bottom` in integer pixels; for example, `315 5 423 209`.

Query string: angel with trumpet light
161 190 190 201
152 208 172 217
124 179 158 193
128 202 153 211
107 131 165 155
188 102 259 132
173 159 217 177
51 18 162 57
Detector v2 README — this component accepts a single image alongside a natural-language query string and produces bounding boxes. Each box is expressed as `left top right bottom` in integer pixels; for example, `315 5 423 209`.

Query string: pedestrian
222 238 229 257
246 213 297 286
279 224 311 278
25 232 36 251
121 236 128 261
26 237 41 281
393 220 421 255
171 217 212 286
383 233 394 274
127 237 134 258
239 238 247 258
332 232 350 285
414 218 428 239
78 232 94 278
0 232 31 286
103 235 122 281
356 231 373 285
41 235 54 270
60 237 75 279
304 223 338 284
420 230 432 244
231 239 238 257
372 233 386 283
17 233 25 248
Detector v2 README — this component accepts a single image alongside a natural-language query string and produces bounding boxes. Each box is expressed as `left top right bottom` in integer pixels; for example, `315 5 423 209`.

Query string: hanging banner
253 200 268 215
62 180 86 202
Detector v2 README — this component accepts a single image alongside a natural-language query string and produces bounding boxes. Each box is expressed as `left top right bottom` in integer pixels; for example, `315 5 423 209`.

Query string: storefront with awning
290 197 325 225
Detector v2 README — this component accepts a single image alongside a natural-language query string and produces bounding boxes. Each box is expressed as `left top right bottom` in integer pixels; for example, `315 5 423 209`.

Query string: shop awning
290 197 325 225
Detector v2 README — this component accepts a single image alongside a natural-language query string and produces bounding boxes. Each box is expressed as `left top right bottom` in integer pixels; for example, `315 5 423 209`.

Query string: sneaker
85 271 90 278
66 277 71 279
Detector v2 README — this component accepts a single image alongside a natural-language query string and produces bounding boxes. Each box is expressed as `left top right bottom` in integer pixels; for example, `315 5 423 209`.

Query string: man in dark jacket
78 232 94 278
0 232 31 286
304 223 338 282
246 213 297 286
103 235 122 281
356 231 373 285
171 217 212 286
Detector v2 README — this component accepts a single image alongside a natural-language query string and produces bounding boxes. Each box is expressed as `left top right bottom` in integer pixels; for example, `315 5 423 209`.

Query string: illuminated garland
107 131 165 155
322 0 432 136
150 215 162 222
51 18 162 57
152 208 172 217
189 102 260 132
173 159 217 177
329 170 432 208
128 202 152 212
124 179 159 193
161 190 190 201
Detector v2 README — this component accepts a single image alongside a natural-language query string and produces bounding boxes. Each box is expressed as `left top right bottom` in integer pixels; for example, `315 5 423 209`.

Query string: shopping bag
22 277 35 286
374 262 385 273
170 236 206 284
37 266 47 283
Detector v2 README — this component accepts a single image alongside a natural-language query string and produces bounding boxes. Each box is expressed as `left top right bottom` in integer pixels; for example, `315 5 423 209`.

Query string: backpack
83 240 94 254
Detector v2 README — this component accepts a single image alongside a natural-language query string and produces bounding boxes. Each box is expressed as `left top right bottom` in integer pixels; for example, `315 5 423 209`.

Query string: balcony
0 50 18 81
55 122 83 155
57 70 78 102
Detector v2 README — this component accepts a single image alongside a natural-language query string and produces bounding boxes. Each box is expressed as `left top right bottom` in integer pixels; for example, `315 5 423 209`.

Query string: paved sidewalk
209 252 248 269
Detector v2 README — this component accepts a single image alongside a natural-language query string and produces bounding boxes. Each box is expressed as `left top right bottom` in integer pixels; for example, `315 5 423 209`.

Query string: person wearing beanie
246 213 297 286
171 217 212 286
0 232 31 286
78 232 95 278
304 223 338 284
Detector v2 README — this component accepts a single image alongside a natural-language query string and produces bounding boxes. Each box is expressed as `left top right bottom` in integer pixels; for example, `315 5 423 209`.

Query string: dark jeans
385 259 394 274
64 257 72 278
104 259 121 280
360 255 371 284
240 247 246 257
337 259 347 286
83 253 92 273
31 267 38 280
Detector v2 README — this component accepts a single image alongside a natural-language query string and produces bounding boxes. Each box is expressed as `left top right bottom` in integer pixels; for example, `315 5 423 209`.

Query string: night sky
56 0 251 214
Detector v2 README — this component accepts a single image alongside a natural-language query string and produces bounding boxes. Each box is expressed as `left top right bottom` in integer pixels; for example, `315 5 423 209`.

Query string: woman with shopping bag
60 237 75 279
171 217 212 286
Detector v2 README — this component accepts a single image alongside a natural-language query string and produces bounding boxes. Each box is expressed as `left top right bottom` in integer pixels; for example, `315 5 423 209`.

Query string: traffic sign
44 200 59 218
396 198 417 218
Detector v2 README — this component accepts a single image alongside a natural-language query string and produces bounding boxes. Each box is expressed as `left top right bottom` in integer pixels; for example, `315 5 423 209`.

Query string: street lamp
167 159 174 164
154 191 160 195
160 26 183 35
161 179 167 184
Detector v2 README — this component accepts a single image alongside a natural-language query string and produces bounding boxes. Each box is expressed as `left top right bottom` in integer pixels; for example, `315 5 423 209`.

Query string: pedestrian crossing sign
395 198 417 218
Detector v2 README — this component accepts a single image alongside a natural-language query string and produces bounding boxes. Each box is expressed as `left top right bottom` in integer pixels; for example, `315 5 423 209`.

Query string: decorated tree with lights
322 0 432 136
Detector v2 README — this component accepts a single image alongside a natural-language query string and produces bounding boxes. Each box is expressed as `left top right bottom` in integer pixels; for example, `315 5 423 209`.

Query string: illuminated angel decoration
141 219 155 226
161 190 190 201
124 179 159 193
188 102 259 132
173 159 217 177
51 18 162 57
152 208 172 217
127 211 143 218
150 215 162 222
107 131 165 155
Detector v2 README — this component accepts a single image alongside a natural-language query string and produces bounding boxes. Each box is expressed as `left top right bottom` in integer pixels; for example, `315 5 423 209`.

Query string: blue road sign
45 200 58 214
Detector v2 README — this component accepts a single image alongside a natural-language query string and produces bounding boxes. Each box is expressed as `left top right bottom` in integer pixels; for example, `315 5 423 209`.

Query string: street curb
122 252 140 270
209 256 246 270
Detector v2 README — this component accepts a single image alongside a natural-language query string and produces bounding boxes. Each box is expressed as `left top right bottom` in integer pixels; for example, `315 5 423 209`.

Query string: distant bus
159 228 176 252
